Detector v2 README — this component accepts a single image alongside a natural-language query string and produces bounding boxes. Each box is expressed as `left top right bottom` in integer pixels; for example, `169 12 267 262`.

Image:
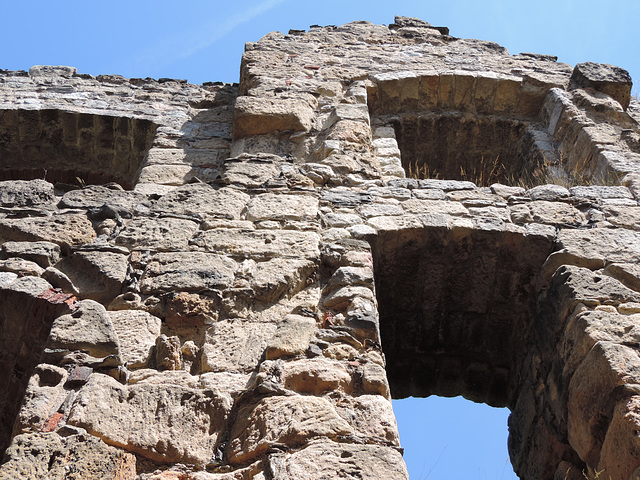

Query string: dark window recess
0 109 158 189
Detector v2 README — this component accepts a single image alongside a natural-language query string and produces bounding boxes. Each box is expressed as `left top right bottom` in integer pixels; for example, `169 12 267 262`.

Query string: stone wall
1 15 640 480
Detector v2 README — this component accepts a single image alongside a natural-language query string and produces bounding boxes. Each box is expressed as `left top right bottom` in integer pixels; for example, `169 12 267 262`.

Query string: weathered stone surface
0 214 96 246
556 228 640 266
267 441 409 479
526 184 570 201
0 432 136 480
54 250 128 303
152 184 249 221
201 321 277 373
140 252 237 293
239 258 316 303
568 341 640 465
60 186 146 212
68 373 231 465
0 179 55 207
265 314 317 360
191 229 319 260
233 96 315 138
602 205 640 230
165 291 219 327
598 395 640 480
0 257 45 277
361 362 391 398
336 394 400 444
47 300 120 359
245 193 319 222
603 262 640 292
116 217 199 251
1 240 61 267
14 364 69 434
570 62 632 109
510 201 585 226
155 334 183 371
220 155 281 187
281 358 352 394
108 310 161 368
227 395 353 464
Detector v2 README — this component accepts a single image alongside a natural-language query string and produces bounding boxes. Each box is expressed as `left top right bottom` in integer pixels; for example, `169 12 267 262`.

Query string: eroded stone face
67 374 231 466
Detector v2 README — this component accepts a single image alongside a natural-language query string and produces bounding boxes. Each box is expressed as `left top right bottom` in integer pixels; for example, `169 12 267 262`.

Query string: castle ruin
1 16 640 479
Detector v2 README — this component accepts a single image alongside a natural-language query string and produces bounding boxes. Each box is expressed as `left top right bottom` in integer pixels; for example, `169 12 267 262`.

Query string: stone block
60 186 146 212
556 228 640 266
336 394 400 444
140 252 237 293
54 250 128 304
152 184 250 221
0 214 96 247
116 217 199 251
281 358 352 394
2 240 61 267
108 310 161 369
201 320 277 373
68 373 231 466
245 193 319 222
47 300 120 359
14 364 69 434
265 314 317 360
267 441 408 480
570 62 632 110
233 96 314 138
227 395 353 465
191 229 320 261
598 395 640 480
220 155 281 187
568 341 640 466
0 179 55 207
0 432 136 480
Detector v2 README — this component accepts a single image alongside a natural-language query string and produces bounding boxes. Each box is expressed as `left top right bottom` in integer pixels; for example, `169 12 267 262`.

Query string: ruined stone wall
1 16 640 480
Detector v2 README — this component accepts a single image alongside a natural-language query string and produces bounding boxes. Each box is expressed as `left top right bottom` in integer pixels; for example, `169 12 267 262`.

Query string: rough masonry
1 16 640 480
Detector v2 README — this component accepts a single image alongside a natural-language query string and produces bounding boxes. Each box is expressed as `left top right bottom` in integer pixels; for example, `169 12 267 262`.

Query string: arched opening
369 223 556 478
0 109 158 189
388 113 552 187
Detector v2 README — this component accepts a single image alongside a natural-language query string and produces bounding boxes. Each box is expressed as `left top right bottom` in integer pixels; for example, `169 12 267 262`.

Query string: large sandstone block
151 184 249 221
233 96 315 138
201 320 277 374
191 229 320 260
60 185 147 212
0 213 96 247
245 193 319 222
140 252 237 293
107 310 162 368
568 341 640 466
281 357 352 394
265 314 317 360
67 373 231 466
598 395 640 480
0 179 55 207
47 299 120 359
570 62 632 110
0 432 136 480
227 395 353 465
54 250 128 304
115 217 199 251
267 441 408 480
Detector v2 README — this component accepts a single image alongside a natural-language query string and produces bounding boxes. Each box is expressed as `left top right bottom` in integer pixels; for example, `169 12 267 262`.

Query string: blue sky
3 1 638 478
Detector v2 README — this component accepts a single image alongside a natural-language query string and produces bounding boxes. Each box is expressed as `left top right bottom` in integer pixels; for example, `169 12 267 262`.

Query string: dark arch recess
0 109 158 189
370 224 554 407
